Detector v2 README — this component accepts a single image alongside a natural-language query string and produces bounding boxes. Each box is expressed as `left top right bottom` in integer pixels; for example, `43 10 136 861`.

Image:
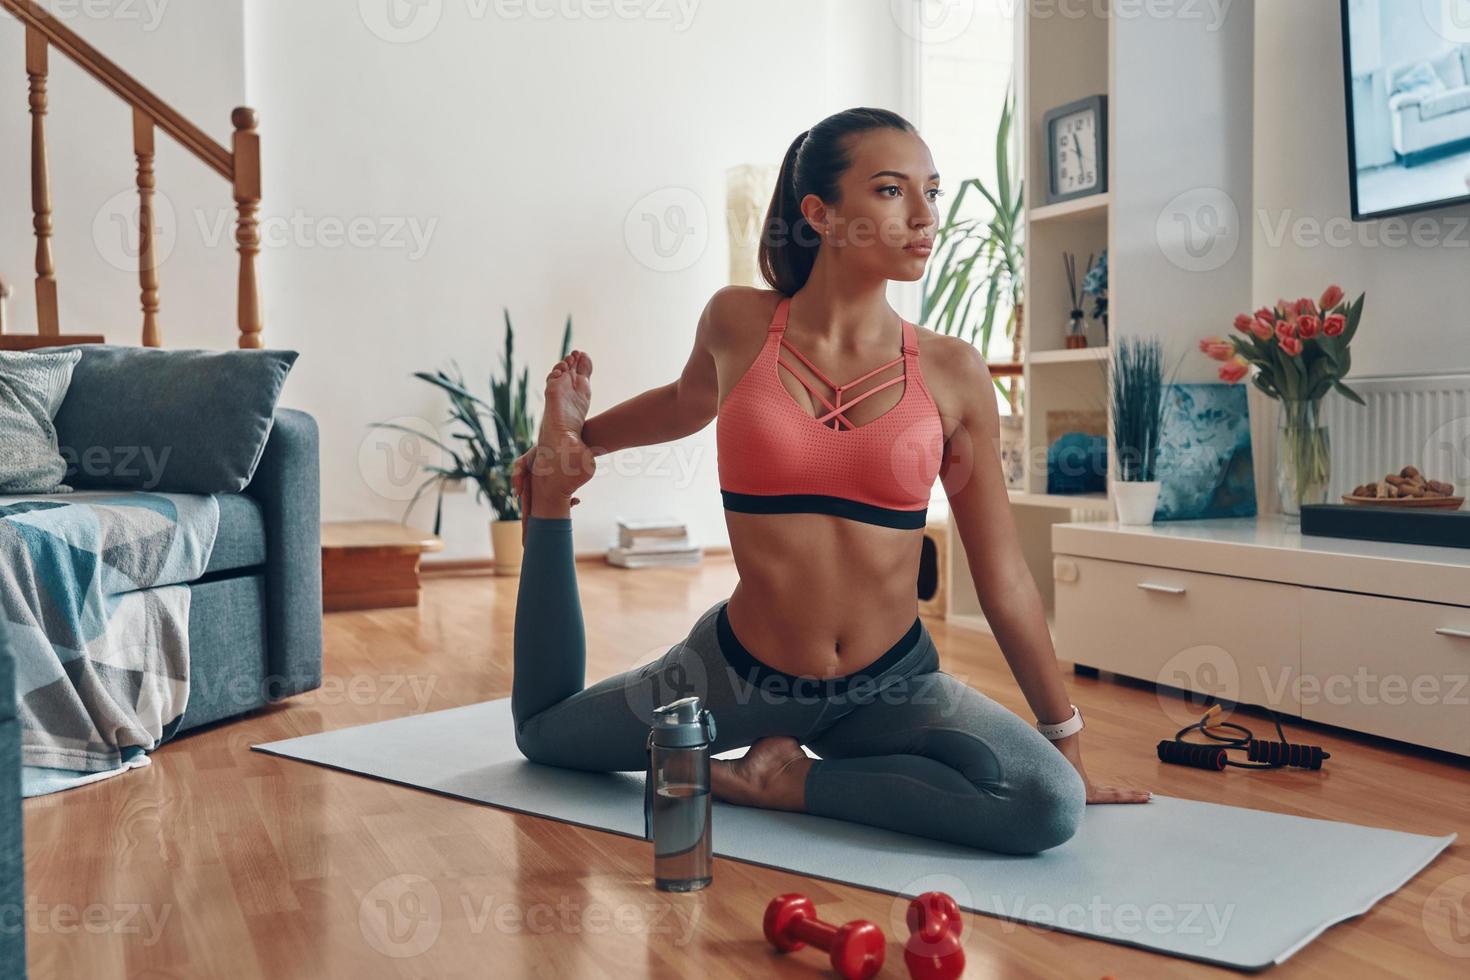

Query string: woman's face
802 127 940 283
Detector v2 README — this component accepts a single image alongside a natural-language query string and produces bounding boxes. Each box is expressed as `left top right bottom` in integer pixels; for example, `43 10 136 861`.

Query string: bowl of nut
1344 466 1462 508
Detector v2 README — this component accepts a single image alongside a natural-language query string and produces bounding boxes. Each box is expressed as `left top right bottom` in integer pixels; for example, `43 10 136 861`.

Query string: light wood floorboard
21 555 1469 978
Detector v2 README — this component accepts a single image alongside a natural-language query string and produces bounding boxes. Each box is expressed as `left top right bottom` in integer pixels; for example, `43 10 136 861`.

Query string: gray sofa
0 407 323 980
1 639 21 979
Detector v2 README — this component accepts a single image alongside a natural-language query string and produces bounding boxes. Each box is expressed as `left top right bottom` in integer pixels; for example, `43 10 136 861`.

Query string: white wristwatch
1036 704 1083 741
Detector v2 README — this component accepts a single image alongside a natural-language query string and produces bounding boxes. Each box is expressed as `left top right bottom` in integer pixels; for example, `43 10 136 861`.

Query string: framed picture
1042 94 1108 205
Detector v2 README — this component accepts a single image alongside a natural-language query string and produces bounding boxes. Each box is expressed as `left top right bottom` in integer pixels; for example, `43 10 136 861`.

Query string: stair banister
2 0 263 349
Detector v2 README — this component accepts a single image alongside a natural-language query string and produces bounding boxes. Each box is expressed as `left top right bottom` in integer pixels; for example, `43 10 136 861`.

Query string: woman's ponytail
758 107 917 296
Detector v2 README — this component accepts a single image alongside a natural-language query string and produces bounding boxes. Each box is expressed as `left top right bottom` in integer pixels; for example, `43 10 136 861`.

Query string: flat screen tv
1341 0 1470 219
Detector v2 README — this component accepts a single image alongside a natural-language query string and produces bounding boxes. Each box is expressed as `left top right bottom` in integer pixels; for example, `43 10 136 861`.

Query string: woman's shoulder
705 286 785 350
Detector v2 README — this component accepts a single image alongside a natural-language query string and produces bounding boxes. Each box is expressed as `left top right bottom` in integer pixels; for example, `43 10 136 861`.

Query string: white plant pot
1111 479 1161 525
490 517 524 576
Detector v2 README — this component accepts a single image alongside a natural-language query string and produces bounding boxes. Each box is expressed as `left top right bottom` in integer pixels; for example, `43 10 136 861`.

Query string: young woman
510 107 1149 856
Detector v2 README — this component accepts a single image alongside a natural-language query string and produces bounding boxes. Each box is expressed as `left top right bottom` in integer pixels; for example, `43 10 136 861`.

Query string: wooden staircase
0 0 262 350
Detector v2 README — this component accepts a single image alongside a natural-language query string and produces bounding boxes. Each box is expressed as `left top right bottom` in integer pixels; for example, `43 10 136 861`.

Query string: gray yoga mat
253 698 1455 971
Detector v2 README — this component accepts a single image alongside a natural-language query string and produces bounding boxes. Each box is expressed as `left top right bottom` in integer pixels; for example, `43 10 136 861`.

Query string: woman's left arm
934 340 1149 805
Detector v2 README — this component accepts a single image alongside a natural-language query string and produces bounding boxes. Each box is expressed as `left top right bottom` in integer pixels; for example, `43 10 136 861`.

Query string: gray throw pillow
51 345 298 493
0 348 83 494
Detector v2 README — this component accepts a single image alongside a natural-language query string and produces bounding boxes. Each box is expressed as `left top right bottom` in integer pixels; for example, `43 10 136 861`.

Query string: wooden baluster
231 107 262 349
26 26 59 336
133 108 161 347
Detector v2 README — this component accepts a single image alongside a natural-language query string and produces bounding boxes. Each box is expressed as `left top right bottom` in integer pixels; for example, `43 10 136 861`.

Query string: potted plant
922 82 1024 415
1200 285 1365 517
1109 334 1181 524
373 309 572 575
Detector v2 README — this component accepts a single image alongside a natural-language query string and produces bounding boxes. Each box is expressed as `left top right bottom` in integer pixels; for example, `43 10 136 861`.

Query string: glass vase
1276 398 1330 518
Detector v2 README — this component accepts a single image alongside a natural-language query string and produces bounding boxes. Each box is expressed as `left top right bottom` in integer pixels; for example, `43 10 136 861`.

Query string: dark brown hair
758 107 918 296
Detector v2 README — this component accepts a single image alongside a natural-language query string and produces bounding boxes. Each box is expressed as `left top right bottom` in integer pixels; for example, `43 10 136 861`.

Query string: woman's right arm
578 288 730 457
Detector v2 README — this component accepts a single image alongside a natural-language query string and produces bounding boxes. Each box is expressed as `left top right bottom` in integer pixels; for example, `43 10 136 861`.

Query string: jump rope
1157 703 1331 771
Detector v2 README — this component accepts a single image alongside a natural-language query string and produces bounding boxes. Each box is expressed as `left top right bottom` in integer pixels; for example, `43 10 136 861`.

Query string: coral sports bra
716 296 945 530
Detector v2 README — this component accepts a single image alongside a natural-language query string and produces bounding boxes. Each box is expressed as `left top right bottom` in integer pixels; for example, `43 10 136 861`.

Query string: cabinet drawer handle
1434 627 1470 641
1137 582 1186 595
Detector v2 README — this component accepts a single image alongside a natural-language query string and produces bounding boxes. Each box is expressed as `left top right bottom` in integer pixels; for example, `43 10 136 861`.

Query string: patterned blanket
0 492 219 794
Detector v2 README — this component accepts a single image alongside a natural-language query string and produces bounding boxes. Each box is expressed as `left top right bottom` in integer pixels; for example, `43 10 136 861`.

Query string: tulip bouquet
1199 285 1367 515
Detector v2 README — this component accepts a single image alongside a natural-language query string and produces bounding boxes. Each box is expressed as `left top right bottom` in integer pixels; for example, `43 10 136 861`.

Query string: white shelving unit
945 2 1256 635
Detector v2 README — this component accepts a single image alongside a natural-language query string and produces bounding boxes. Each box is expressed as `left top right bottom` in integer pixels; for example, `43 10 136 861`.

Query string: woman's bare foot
711 736 813 812
518 351 597 527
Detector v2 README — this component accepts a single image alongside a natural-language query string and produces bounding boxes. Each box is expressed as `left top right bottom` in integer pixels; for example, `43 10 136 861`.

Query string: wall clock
1043 94 1107 205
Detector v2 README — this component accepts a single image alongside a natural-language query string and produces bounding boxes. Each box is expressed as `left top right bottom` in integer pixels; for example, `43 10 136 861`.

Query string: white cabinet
1054 555 1301 715
1300 590 1470 756
1051 516 1470 756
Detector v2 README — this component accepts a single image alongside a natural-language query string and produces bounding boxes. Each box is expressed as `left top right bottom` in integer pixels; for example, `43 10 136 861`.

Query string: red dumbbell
904 891 965 980
763 893 886 980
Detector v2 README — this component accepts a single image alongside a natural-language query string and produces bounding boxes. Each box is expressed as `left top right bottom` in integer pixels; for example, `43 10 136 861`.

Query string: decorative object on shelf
922 85 1024 414
1203 284 1366 518
1042 94 1107 205
1062 251 1093 350
1110 334 1184 524
1081 248 1108 346
1045 408 1107 495
999 413 1025 489
372 308 574 575
1345 465 1460 508
1152 383 1256 521
1046 432 1107 496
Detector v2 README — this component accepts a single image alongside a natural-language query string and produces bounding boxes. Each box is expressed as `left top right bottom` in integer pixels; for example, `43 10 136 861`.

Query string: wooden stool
321 521 443 612
917 518 948 618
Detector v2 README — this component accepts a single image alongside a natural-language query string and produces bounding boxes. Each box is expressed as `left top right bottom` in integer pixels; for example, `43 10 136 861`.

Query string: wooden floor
22 554 1469 979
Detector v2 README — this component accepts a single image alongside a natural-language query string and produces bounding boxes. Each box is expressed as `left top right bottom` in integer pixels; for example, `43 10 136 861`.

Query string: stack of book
606 516 701 569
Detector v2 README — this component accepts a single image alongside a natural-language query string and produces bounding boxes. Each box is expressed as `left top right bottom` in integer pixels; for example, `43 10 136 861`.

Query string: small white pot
1111 479 1161 525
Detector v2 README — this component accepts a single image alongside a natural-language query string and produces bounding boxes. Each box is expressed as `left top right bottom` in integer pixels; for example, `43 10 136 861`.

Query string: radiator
1247 374 1470 512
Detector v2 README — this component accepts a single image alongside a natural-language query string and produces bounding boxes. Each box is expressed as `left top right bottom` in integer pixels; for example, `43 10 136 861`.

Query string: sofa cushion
1393 60 1447 99
1435 48 1468 89
52 346 298 494
206 493 267 575
0 348 82 494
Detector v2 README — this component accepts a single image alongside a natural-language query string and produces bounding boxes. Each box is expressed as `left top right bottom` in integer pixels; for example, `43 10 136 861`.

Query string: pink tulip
1275 319 1296 341
1297 297 1316 316
1254 306 1275 324
1252 317 1275 341
1297 314 1320 339
1220 356 1249 383
1323 313 1345 337
1200 338 1234 361
1319 284 1344 311
1234 313 1255 334
1280 335 1303 356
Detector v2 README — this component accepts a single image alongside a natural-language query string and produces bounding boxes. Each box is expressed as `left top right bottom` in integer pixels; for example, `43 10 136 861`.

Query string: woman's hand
512 447 580 546
1051 732 1151 804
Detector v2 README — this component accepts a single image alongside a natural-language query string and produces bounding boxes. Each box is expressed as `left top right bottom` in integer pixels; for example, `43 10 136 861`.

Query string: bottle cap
651 696 716 748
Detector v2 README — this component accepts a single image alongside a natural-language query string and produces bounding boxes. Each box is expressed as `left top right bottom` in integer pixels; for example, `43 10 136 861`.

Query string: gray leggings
512 515 1085 855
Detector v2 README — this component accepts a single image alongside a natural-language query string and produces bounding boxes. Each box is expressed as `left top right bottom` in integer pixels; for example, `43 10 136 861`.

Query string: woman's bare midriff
722 510 924 678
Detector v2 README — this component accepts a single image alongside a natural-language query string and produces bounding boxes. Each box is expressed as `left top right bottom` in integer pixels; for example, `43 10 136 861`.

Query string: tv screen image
1341 0 1470 219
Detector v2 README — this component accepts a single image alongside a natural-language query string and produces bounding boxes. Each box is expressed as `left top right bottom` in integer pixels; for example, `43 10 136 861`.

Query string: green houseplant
372 308 572 574
921 83 1024 413
1109 334 1184 524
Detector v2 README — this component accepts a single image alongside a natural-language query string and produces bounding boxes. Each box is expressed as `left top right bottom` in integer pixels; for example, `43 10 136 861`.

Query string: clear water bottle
644 696 716 892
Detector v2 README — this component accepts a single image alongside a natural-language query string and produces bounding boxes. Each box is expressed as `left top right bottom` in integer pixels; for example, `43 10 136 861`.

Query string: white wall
0 1 245 350
1113 0 1256 382
244 0 917 559
1254 0 1470 378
